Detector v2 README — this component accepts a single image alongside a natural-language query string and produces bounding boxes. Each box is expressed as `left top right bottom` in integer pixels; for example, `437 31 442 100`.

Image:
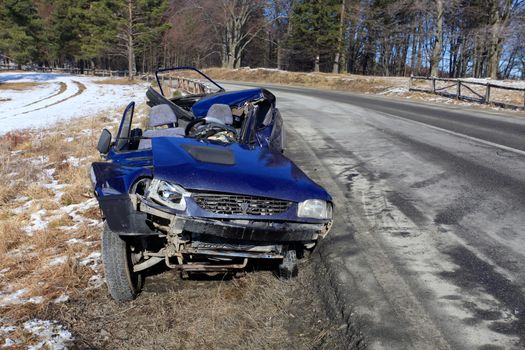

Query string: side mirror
97 129 112 154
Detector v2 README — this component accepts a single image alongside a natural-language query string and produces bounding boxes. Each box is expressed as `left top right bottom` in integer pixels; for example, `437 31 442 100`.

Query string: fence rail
409 76 525 110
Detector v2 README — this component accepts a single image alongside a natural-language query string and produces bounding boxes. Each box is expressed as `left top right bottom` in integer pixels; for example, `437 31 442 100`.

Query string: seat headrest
206 104 233 125
149 104 177 127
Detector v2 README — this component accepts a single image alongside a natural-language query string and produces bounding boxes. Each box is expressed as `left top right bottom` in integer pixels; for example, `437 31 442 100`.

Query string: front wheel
278 250 299 279
101 223 144 301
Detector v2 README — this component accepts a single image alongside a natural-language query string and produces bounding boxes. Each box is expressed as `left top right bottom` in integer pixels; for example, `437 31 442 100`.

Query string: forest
0 0 524 79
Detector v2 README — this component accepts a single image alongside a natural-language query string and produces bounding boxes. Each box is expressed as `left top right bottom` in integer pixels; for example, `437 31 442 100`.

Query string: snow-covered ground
0 72 148 134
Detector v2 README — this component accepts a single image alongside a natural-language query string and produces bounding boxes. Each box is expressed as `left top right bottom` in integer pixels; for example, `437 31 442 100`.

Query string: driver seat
138 104 185 149
206 104 233 125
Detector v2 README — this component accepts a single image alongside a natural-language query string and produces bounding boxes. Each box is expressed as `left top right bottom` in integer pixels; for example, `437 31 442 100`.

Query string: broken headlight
146 179 189 211
297 200 332 220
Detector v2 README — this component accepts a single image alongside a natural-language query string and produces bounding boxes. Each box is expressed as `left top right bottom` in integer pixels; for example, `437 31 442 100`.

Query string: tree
109 0 169 79
0 0 43 66
430 0 444 76
332 0 346 73
287 0 340 72
76 0 119 70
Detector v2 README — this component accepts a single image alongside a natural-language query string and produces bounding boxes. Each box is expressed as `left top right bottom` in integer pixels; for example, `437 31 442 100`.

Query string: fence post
457 80 461 100
432 78 436 93
408 76 412 91
485 83 491 104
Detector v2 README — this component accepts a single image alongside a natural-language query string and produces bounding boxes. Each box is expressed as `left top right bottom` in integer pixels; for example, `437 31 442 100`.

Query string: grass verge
0 82 45 90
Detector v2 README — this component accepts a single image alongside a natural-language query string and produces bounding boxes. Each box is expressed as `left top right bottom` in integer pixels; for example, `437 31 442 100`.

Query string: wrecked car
90 67 333 301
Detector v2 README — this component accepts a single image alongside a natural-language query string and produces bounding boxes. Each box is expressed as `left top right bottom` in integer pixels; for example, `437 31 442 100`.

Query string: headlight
146 179 189 211
297 200 332 219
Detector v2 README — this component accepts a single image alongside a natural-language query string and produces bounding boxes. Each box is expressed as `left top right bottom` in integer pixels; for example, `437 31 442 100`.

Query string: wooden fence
157 74 210 96
409 76 525 110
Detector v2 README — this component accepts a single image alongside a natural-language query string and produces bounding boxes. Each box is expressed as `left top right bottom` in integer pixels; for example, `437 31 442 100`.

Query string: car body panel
191 88 267 117
151 137 329 203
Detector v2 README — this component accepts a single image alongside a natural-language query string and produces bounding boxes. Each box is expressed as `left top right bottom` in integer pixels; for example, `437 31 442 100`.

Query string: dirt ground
41 258 356 350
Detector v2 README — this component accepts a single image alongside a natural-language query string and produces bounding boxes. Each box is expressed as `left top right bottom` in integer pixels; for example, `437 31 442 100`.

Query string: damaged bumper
98 193 332 263
97 193 331 242
174 216 326 242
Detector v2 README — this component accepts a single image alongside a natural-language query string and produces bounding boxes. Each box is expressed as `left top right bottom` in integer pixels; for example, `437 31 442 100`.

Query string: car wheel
278 250 299 279
102 223 144 301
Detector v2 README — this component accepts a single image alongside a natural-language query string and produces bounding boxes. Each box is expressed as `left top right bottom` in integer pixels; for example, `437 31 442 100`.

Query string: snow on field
460 77 525 89
23 319 73 349
0 72 148 134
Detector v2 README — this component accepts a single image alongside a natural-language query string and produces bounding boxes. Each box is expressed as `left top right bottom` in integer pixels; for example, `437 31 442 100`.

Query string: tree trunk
127 0 135 80
487 0 512 79
415 21 423 74
332 0 346 74
487 0 500 79
430 0 444 76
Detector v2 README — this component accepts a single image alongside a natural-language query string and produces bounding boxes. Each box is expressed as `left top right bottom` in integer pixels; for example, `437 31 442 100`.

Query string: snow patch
53 294 69 304
0 73 147 134
0 289 43 307
2 338 16 348
48 255 68 267
63 156 86 167
80 252 101 270
24 209 49 235
23 319 73 350
88 274 104 289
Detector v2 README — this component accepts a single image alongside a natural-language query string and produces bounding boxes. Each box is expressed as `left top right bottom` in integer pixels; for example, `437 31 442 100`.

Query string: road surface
224 82 525 350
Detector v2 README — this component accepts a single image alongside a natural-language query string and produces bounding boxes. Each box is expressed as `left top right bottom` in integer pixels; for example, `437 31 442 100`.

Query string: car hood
151 137 331 202
191 88 271 117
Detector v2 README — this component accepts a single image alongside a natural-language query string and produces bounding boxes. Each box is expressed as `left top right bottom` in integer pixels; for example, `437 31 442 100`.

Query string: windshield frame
155 67 225 97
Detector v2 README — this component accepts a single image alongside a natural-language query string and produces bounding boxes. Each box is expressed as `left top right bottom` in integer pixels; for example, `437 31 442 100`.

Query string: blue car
91 67 333 301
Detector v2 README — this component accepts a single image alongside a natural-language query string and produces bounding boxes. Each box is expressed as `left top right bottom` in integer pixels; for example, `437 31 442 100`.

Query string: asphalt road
223 81 525 350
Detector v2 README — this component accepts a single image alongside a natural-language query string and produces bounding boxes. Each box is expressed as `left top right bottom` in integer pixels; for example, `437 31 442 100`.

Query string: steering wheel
185 118 238 139
185 118 207 136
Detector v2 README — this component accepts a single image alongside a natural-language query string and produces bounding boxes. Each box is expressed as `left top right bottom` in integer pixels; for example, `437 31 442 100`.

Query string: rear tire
102 223 143 301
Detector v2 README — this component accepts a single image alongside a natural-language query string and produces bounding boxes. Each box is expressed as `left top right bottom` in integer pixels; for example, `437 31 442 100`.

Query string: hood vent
181 144 235 165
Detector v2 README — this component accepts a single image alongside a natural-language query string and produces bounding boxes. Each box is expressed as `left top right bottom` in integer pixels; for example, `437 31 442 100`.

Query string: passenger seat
138 105 185 149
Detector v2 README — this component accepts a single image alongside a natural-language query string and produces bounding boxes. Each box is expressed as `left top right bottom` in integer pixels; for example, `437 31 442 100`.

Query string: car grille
192 193 292 216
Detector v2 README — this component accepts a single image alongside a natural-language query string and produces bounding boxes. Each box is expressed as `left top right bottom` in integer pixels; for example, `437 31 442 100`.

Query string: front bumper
174 216 328 242
97 194 332 242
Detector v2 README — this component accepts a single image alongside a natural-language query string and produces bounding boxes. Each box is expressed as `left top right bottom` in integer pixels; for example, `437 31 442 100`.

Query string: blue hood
151 137 331 203
191 88 265 117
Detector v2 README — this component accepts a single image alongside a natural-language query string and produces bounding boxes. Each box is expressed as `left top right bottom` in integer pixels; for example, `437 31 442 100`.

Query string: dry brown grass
0 220 25 255
0 82 45 90
93 78 141 85
204 67 408 94
38 261 347 350
0 104 136 346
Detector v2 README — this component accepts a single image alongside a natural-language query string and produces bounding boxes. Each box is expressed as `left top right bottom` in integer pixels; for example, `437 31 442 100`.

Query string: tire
278 250 299 279
102 223 143 301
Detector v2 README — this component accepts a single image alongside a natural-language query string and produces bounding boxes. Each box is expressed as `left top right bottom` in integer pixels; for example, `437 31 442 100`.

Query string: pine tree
286 0 340 72
79 0 120 67
0 0 43 66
